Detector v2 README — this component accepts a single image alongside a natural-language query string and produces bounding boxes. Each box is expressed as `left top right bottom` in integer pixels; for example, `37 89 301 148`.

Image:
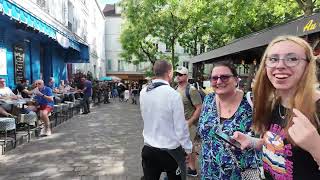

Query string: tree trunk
295 0 314 16
171 38 176 69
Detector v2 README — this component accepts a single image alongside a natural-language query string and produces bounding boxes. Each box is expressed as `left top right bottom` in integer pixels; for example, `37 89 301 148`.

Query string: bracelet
249 137 257 149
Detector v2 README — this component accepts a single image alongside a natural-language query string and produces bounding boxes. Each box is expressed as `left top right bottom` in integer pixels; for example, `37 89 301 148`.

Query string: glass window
183 61 189 69
108 59 112 71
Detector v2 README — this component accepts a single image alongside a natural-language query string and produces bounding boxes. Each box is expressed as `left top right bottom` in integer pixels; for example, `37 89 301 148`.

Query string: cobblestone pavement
0 100 200 180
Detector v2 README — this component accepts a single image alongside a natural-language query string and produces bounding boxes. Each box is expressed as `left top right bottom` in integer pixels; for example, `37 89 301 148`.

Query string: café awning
190 12 320 64
0 0 89 63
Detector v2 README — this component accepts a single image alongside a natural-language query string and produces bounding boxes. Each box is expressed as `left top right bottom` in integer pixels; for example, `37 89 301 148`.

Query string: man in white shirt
0 78 19 117
140 60 192 180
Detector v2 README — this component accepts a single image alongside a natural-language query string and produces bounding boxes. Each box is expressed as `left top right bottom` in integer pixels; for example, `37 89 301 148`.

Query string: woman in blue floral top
198 62 259 179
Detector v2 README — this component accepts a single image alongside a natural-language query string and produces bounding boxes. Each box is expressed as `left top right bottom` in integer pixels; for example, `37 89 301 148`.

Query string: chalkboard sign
13 44 25 84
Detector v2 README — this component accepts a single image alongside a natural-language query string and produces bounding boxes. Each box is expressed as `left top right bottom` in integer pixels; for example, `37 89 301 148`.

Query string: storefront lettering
303 19 317 32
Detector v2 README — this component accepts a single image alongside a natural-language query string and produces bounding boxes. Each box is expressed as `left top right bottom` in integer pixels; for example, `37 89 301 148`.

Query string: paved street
0 101 144 180
0 100 200 180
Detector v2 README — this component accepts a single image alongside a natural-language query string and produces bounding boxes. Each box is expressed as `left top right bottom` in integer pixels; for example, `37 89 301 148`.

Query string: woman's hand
232 131 252 150
289 109 320 155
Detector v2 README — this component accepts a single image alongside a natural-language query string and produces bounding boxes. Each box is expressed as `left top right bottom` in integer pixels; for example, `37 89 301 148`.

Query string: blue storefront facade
0 0 89 89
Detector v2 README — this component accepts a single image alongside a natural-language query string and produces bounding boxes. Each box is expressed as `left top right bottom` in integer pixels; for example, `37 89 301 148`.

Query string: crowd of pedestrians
139 35 320 180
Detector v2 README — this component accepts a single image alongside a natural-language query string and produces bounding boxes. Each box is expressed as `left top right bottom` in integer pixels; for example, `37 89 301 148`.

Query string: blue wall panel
52 45 67 87
43 44 52 86
30 40 40 82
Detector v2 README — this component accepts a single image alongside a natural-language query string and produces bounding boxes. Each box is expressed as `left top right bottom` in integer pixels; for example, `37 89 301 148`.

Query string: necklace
216 90 238 120
278 104 286 119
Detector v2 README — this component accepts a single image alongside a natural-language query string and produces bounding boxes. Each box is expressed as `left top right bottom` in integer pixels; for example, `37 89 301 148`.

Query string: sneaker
40 128 46 136
187 167 198 177
45 129 52 136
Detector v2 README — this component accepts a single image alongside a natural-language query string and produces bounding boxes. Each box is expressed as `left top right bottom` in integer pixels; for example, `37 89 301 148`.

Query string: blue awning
0 0 86 54
66 44 90 63
0 0 56 39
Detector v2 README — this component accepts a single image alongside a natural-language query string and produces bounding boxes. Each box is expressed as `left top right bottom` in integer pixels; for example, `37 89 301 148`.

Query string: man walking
80 77 92 114
175 66 202 177
140 60 192 180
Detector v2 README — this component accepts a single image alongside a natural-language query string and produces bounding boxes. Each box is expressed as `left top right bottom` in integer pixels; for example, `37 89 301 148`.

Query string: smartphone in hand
215 130 241 149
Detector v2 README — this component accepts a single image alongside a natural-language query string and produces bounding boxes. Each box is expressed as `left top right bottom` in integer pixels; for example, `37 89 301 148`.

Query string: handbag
216 94 263 180
225 144 262 180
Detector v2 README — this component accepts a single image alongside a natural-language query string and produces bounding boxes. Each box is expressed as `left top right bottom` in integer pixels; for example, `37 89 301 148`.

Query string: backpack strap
185 84 193 106
246 91 253 109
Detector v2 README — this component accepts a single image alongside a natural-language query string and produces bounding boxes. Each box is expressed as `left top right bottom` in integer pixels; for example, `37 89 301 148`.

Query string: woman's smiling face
265 40 308 91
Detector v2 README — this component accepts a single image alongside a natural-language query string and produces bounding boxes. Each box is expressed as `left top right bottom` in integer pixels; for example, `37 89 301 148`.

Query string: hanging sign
13 44 25 84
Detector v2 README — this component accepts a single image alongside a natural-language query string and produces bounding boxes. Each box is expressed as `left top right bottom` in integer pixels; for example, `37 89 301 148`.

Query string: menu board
13 44 25 84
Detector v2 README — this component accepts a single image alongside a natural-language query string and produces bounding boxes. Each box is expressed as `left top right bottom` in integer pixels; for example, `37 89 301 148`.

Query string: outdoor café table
0 98 28 107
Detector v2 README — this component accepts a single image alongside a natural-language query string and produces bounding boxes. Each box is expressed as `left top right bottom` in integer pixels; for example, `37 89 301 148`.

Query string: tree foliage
120 0 320 69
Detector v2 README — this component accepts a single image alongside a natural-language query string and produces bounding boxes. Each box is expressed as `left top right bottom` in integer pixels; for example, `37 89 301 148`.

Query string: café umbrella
99 76 121 81
99 76 112 81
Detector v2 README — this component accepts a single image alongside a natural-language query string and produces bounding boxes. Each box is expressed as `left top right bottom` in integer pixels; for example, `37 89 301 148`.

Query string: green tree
295 0 319 15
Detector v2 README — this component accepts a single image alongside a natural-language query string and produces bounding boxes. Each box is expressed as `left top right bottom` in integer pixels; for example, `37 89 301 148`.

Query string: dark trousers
142 145 183 180
82 95 90 113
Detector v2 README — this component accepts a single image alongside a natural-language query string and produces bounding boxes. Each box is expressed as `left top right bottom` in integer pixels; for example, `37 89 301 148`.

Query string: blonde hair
253 35 318 137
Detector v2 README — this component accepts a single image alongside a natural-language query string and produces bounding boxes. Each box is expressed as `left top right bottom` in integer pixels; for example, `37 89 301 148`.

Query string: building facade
70 0 106 80
0 0 104 88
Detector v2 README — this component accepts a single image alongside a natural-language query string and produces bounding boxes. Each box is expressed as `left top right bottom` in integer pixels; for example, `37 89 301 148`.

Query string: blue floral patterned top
198 93 260 180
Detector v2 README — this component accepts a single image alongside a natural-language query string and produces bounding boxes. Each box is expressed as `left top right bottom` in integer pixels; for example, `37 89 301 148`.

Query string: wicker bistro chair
52 104 63 126
18 112 37 142
64 101 75 119
60 103 69 122
0 117 16 154
74 99 82 115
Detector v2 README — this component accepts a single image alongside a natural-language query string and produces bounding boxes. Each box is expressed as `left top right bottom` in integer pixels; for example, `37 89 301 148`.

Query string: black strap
146 82 168 92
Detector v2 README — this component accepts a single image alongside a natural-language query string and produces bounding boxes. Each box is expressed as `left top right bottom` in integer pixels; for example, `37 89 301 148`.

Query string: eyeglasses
176 73 186 77
210 75 234 83
265 55 307 68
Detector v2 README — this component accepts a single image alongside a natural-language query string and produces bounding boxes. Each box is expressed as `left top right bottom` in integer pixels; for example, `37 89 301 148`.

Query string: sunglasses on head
210 74 234 82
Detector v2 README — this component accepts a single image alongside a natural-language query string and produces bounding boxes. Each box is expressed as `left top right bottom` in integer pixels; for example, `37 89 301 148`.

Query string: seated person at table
33 80 54 136
0 78 19 117
0 106 15 117
48 77 59 93
14 78 31 98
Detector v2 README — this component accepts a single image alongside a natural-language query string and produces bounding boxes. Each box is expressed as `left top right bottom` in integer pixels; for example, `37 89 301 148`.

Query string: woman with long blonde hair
234 35 320 179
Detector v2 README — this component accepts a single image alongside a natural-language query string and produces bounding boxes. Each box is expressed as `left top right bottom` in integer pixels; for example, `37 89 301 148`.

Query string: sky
97 0 120 9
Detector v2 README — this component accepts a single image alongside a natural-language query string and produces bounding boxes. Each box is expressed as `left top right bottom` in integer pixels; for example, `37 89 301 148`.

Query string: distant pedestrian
117 82 125 102
131 84 139 104
140 60 192 180
80 76 92 114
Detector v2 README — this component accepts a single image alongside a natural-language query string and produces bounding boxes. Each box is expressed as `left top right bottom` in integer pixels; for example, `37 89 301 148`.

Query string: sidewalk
0 100 200 180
